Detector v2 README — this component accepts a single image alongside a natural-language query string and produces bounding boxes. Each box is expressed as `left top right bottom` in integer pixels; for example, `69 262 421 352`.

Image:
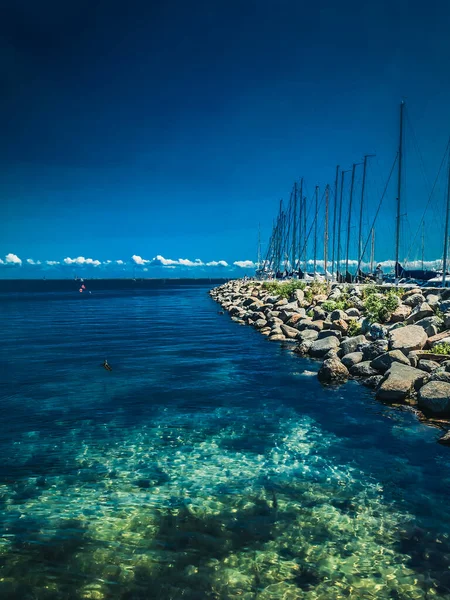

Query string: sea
1 279 450 600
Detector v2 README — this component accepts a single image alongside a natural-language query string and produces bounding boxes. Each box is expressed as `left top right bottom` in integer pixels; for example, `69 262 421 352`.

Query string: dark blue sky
1 0 450 277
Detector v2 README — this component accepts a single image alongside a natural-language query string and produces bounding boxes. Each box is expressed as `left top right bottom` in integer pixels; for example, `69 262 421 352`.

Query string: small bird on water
103 359 112 372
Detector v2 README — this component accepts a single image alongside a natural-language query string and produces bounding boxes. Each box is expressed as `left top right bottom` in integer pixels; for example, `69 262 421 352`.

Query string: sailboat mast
336 170 348 281
303 193 307 273
324 185 329 279
257 223 261 271
395 101 404 281
345 163 358 279
292 182 297 273
331 165 339 280
370 228 375 273
314 186 319 278
298 178 303 275
358 154 375 275
442 150 450 287
421 222 425 272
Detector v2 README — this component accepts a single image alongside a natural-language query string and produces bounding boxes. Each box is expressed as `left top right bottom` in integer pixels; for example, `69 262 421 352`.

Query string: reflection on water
0 284 450 599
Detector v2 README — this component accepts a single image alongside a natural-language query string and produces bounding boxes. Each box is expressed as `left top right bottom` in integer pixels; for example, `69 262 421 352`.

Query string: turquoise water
1 282 450 599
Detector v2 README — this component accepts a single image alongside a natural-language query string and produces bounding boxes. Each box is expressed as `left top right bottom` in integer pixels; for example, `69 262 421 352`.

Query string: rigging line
298 187 327 264
355 153 399 276
403 136 450 267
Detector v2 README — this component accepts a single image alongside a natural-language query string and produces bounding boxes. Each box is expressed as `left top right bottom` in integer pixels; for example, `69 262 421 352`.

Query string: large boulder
297 329 319 343
370 350 410 373
309 336 341 358
376 363 427 401
405 302 435 325
280 324 300 339
341 352 363 368
426 330 450 348
414 316 444 337
318 329 342 341
340 335 368 356
349 361 380 378
362 375 384 389
285 313 306 327
425 294 440 308
403 293 425 307
295 318 314 331
389 325 428 355
293 289 305 303
318 357 349 385
254 319 268 330
418 382 450 415
388 304 412 324
330 309 347 322
313 307 327 321
428 368 450 384
268 333 286 341
362 340 389 361
417 359 440 373
345 307 361 318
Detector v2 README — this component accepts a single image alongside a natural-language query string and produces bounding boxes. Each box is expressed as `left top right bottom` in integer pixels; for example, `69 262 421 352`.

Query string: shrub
363 290 399 324
428 343 450 356
262 281 306 298
347 319 362 337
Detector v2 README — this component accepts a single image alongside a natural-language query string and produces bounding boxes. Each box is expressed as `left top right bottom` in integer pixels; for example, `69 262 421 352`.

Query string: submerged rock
318 357 349 384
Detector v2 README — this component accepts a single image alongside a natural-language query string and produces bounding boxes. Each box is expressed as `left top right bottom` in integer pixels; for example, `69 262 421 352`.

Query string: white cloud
116 260 124 265
132 255 149 265
63 256 101 266
46 261 60 266
5 253 22 265
178 258 204 267
233 260 255 268
206 260 229 267
26 258 41 265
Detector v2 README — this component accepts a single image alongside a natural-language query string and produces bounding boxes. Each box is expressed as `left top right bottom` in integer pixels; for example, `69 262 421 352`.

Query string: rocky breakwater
210 280 450 442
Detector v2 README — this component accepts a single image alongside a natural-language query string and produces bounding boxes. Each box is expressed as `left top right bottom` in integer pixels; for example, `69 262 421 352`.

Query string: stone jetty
210 279 450 439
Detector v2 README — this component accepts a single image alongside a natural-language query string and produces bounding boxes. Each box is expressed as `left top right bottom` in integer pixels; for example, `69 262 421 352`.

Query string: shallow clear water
1 282 450 599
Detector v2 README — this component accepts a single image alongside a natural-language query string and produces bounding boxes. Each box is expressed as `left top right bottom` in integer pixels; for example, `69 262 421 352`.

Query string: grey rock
405 302 435 324
403 293 425 307
376 363 427 401
431 337 450 348
268 333 286 341
278 310 299 323
370 350 410 373
418 381 450 415
293 289 305 303
389 304 412 323
268 317 284 327
425 294 440 308
414 316 444 337
349 361 380 377
389 325 428 355
340 335 368 356
369 323 387 340
438 431 450 445
362 340 389 361
345 308 361 318
285 312 306 327
313 308 327 321
341 351 363 368
330 309 347 322
318 357 349 384
274 298 288 308
362 375 384 389
297 329 320 343
265 295 280 304
417 359 440 373
308 320 325 332
253 319 268 329
318 329 342 341
293 341 313 356
281 324 300 339
309 336 341 358
429 368 450 384
295 318 314 331
324 348 343 359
